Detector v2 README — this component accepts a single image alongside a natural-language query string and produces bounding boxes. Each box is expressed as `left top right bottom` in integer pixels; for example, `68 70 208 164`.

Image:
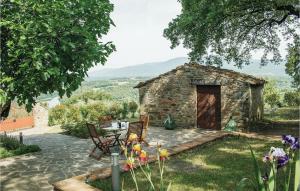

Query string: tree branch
276 5 300 17
268 14 289 27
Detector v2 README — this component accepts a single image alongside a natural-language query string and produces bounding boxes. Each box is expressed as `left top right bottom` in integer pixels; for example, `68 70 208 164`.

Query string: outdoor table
103 122 128 146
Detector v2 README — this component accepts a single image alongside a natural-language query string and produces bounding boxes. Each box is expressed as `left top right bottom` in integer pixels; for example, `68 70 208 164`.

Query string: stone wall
138 63 264 129
249 85 264 121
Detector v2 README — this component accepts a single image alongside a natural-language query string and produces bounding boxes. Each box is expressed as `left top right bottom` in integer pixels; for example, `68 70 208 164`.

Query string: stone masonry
135 62 265 129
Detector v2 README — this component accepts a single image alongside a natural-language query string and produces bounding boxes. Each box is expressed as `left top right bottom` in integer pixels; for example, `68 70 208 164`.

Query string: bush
48 104 67 126
65 105 81 124
121 102 129 119
13 145 41 155
128 101 138 118
61 122 89 138
61 122 108 139
107 102 122 119
0 134 41 159
264 80 282 108
0 134 21 150
86 103 108 121
62 90 112 104
284 91 300 106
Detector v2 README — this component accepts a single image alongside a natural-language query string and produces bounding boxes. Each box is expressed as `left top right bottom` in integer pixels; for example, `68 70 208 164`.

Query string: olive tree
0 0 115 118
164 0 299 69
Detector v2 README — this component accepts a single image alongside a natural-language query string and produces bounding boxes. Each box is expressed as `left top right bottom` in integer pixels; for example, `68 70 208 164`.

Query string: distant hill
222 60 288 77
87 57 289 81
87 57 188 81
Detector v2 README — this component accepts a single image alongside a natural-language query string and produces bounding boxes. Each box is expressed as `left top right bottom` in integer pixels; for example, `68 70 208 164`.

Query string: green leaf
295 153 300 191
166 182 172 191
268 164 275 191
236 178 254 191
250 146 266 191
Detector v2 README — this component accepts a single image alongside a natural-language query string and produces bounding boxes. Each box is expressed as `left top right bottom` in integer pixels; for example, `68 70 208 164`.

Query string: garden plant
237 135 299 191
122 133 172 191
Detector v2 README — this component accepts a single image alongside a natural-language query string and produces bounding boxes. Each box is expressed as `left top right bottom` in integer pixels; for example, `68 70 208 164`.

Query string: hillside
87 57 188 81
87 57 289 81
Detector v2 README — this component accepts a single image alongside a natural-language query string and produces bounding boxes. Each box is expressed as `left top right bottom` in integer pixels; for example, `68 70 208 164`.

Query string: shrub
62 90 112 104
61 121 108 138
65 105 81 124
79 106 90 121
48 104 67 126
128 101 138 118
0 134 41 159
86 103 108 121
107 102 122 119
13 145 41 155
0 134 21 150
284 91 300 106
61 122 89 138
264 80 281 108
0 147 13 158
121 102 129 119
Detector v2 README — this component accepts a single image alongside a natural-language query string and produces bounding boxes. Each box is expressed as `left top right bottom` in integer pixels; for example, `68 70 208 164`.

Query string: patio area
0 126 219 191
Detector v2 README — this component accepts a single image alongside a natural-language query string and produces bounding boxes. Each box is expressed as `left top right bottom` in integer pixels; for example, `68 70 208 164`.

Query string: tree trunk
0 100 11 120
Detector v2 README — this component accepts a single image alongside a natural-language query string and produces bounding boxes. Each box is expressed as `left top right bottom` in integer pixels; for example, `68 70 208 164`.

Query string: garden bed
89 136 290 191
0 134 41 159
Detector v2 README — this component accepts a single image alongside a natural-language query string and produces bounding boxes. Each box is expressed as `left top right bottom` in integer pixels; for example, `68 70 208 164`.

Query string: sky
90 0 188 71
89 0 289 72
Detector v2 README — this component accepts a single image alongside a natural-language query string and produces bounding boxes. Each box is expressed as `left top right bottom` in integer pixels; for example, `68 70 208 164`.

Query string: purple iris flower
282 135 295 145
282 135 299 150
291 138 299 150
277 155 289 169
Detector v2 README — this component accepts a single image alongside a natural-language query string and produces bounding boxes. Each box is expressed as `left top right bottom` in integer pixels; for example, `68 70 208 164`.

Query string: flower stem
272 162 277 191
138 160 155 190
130 168 139 191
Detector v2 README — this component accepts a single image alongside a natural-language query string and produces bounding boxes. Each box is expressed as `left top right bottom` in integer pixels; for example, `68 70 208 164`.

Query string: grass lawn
264 106 299 121
90 136 294 191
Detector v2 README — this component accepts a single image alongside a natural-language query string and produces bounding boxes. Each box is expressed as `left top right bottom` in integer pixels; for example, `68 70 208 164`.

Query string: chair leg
89 146 97 157
141 139 150 146
89 146 102 160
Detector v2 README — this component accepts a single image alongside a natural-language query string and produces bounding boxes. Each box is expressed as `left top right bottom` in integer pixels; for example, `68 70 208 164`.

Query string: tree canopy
285 35 300 89
0 0 115 117
164 0 299 68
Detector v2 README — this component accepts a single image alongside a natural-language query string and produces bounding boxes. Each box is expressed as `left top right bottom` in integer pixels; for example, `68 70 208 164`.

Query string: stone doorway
197 85 221 130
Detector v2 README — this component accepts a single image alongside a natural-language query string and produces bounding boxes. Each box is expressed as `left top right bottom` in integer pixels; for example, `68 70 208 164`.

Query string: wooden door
197 85 221 130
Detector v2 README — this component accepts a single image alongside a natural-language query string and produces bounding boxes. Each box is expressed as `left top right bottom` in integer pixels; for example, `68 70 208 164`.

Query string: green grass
89 136 294 191
0 134 41 159
0 145 41 159
264 107 299 121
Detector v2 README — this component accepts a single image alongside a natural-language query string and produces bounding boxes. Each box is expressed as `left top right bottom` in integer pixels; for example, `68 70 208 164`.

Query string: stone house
134 62 265 130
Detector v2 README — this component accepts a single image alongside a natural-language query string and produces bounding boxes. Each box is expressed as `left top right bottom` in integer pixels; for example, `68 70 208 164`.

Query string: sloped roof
134 62 265 88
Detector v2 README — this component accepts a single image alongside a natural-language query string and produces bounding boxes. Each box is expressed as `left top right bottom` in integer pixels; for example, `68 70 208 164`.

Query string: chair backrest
127 121 143 142
140 114 149 130
86 122 99 138
98 115 112 128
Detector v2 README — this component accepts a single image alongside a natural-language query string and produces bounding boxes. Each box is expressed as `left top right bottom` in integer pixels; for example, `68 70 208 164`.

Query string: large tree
164 0 299 68
0 0 115 118
285 35 300 89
